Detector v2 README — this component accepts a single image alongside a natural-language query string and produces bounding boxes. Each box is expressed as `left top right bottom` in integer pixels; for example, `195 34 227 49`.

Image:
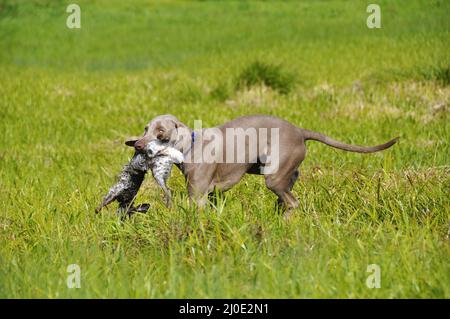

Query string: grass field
0 0 449 298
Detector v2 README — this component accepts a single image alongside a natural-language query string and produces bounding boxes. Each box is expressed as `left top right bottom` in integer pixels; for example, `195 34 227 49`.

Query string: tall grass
236 61 295 94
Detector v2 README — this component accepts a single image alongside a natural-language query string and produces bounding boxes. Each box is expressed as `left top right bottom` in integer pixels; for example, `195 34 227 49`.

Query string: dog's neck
174 126 195 175
172 126 193 154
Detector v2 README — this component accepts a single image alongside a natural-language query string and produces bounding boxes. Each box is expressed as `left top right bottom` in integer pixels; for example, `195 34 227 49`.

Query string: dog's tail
302 129 399 153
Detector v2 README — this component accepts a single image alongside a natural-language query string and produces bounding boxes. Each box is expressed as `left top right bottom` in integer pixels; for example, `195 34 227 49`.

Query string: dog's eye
158 129 164 133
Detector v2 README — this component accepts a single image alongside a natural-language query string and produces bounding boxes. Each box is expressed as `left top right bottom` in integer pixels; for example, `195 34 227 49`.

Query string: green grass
0 0 449 298
235 61 295 94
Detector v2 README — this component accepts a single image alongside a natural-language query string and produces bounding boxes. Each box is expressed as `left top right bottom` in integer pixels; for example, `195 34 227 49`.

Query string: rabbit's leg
152 166 172 207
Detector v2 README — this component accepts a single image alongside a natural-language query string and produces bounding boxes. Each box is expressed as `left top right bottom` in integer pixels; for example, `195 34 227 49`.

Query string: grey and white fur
144 140 184 207
95 140 184 216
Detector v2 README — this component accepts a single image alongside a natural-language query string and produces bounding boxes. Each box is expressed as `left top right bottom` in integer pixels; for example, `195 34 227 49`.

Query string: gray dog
126 114 398 218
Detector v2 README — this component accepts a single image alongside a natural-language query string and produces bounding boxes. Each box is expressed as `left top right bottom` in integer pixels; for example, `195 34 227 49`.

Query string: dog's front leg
188 189 208 209
184 163 216 209
187 179 213 209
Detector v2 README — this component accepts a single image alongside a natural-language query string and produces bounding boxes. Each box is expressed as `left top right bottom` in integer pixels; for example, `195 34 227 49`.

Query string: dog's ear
125 137 139 147
171 118 188 130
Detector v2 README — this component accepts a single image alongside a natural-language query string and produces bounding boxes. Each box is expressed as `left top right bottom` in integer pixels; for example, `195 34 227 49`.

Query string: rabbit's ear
125 137 139 147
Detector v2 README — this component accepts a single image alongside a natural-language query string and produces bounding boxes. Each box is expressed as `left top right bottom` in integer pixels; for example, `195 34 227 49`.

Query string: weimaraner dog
126 114 398 217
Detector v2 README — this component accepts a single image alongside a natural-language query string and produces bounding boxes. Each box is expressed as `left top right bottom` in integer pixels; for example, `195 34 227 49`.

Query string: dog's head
125 114 190 152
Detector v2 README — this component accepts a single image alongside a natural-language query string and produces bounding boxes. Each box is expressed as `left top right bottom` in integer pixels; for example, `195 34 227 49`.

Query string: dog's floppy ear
125 137 139 147
172 118 188 130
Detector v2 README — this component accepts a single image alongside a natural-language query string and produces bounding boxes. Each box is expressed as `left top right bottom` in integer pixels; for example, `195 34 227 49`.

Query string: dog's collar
191 131 196 144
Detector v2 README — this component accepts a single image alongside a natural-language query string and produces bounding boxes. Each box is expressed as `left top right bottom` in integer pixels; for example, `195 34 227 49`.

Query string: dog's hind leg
265 169 300 219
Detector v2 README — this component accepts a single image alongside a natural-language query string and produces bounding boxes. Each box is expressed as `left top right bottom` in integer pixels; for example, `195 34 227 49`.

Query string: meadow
0 0 448 298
